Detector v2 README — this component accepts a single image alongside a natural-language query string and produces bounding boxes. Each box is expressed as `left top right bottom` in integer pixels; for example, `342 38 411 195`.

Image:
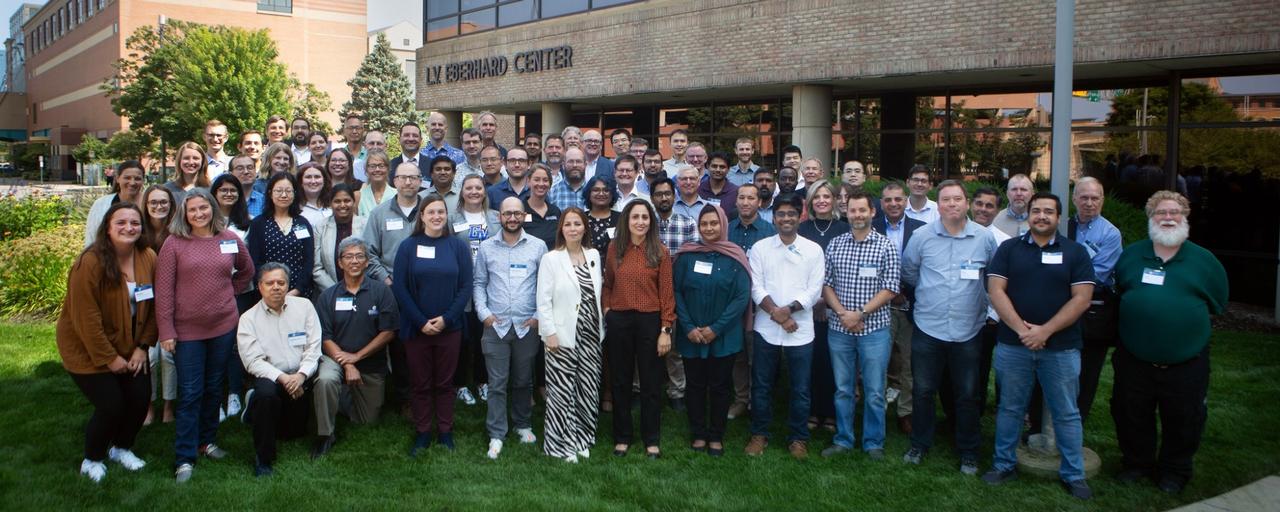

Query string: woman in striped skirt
535 208 605 463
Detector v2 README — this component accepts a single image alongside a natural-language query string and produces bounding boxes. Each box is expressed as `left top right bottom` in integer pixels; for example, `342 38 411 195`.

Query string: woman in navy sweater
393 193 473 455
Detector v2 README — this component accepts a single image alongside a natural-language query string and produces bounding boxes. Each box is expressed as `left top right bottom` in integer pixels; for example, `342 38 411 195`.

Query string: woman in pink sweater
155 188 254 483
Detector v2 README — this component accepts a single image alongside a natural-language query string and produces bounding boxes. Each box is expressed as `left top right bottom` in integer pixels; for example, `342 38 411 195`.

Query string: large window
258 0 292 14
426 0 641 42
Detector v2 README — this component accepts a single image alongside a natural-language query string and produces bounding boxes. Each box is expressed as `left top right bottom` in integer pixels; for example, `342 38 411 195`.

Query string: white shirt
301 202 332 230
905 198 940 224
984 224 1012 321
749 234 826 346
292 144 312 166
613 188 651 212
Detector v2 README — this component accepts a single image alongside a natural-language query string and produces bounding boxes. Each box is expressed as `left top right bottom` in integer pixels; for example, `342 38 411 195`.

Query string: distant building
369 20 420 91
22 0 367 177
4 3 41 94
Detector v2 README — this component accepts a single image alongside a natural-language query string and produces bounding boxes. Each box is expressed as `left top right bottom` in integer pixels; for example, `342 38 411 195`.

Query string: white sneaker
175 462 193 483
886 387 900 404
226 394 242 417
486 439 503 460
577 448 591 459
562 454 579 464
219 405 227 423
516 428 537 444
478 383 489 402
108 447 146 471
457 387 476 405
80 459 106 483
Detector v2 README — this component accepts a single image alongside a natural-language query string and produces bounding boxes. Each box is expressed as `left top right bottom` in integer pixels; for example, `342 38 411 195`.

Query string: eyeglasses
500 211 525 218
395 175 422 181
1152 209 1185 218
217 188 239 195
272 189 295 197
147 200 170 207
367 163 388 170
340 253 368 262
506 158 529 164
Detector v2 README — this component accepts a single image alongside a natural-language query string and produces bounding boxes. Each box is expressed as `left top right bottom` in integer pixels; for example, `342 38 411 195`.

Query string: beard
1149 218 1189 247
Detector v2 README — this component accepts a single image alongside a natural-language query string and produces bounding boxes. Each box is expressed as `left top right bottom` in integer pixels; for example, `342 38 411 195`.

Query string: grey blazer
312 215 368 293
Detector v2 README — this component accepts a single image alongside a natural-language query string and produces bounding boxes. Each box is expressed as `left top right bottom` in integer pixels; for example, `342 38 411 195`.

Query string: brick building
22 0 367 177
413 0 1280 179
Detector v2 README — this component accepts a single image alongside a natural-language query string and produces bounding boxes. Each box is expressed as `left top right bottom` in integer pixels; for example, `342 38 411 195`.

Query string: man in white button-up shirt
744 193 826 460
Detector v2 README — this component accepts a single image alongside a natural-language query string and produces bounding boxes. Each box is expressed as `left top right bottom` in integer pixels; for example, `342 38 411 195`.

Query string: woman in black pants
57 202 157 482
602 199 675 459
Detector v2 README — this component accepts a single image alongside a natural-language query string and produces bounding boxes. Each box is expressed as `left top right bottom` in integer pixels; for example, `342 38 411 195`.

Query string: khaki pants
313 356 386 436
732 336 753 407
888 309 914 417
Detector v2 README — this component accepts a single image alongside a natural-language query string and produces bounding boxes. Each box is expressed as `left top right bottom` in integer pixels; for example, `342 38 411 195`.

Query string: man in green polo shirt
1111 190 1228 495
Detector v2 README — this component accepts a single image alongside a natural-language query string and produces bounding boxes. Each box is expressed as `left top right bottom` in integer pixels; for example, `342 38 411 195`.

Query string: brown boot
788 440 808 460
744 435 768 456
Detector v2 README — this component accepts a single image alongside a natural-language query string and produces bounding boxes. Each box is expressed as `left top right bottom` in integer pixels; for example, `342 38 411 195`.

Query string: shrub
0 224 84 319
0 193 73 241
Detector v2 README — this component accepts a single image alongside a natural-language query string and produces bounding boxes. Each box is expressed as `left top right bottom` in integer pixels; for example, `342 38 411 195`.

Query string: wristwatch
660 326 672 335
788 301 804 313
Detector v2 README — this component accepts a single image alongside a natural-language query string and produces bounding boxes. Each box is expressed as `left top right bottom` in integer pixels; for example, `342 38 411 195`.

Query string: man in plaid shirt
820 190 901 460
547 147 587 211
651 177 699 255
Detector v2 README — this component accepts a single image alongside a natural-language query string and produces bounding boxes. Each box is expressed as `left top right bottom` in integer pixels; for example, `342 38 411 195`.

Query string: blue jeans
749 332 812 442
174 330 235 465
993 343 1085 481
829 327 892 451
910 329 982 458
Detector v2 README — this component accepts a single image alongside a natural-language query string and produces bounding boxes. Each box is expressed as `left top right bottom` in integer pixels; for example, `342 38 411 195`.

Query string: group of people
58 116 1227 501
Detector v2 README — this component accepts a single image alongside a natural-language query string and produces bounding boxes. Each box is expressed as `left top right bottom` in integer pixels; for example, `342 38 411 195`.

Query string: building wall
23 0 366 150
415 0 1280 110
5 3 40 93
370 20 420 92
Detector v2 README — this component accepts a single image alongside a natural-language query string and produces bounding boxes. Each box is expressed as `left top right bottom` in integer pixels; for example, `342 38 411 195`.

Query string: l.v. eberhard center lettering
425 45 574 85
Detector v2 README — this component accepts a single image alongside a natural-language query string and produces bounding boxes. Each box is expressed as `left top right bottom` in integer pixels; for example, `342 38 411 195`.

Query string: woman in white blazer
312 184 367 294
536 207 605 463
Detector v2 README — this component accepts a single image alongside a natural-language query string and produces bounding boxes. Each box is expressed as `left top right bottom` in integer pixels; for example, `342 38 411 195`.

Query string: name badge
524 214 533 223
453 222 470 234
335 297 355 311
219 239 239 254
606 227 616 239
293 226 310 239
417 245 436 259
134 284 154 301
1084 240 1099 259
960 262 983 280
1041 252 1063 265
510 263 529 279
858 265 878 278
1141 268 1166 286
694 261 714 275
386 219 404 231
288 331 307 347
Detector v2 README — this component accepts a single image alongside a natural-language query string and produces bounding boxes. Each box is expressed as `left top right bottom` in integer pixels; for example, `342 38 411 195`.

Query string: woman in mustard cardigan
57 202 158 483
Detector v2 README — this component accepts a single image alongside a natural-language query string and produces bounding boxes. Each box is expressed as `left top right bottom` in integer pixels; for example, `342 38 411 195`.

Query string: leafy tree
290 80 334 136
342 32 418 134
72 135 110 166
105 20 326 158
105 131 156 163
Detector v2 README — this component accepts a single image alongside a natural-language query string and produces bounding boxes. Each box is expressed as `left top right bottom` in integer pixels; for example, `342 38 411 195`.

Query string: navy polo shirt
987 232 1096 350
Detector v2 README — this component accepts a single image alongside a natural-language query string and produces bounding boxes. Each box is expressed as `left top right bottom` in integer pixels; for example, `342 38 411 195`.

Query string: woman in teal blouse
673 204 751 457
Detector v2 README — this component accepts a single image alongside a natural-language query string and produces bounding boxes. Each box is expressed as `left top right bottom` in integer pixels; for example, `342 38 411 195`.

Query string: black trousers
389 336 410 406
604 310 664 447
70 371 151 461
684 354 735 443
941 321 999 420
1110 345 1210 484
809 318 836 419
249 376 314 466
456 310 489 388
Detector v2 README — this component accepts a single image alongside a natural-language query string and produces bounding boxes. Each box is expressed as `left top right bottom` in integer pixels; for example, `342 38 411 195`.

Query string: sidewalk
1170 475 1280 512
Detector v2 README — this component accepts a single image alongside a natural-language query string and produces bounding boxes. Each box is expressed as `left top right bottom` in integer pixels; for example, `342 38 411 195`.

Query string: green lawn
0 322 1276 511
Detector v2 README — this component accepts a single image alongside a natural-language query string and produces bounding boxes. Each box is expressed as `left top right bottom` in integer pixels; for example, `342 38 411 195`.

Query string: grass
0 321 1276 511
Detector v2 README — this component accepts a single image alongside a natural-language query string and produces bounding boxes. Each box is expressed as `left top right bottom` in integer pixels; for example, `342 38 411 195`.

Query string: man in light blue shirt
473 197 548 460
672 165 709 220
728 137 761 187
899 180 997 474
1067 177 1123 421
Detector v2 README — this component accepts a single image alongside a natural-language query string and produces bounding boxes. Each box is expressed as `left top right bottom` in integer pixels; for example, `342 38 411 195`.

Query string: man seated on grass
238 263 322 477
311 237 399 459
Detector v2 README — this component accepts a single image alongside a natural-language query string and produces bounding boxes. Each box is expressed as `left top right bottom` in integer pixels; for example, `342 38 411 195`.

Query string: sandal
690 440 707 452
613 444 629 457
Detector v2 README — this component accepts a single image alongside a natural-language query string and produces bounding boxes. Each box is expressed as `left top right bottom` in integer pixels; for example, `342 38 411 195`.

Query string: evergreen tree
343 32 418 134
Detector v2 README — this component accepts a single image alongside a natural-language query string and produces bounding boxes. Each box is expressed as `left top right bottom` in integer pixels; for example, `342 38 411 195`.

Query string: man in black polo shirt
311 237 399 458
980 192 1096 500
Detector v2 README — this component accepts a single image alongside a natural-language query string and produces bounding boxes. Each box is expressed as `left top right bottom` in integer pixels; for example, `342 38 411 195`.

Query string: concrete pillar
541 102 571 140
441 110 463 147
880 94 917 181
791 85 834 173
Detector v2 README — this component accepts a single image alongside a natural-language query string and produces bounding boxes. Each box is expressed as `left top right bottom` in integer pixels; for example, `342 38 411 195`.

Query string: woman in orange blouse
602 199 675 458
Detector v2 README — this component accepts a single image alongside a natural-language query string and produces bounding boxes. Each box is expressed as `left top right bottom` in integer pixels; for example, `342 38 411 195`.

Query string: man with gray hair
561 125 583 149
993 174 1035 238
1067 177 1123 420
238 263 322 477
475 111 509 158
581 129 615 183
311 238 399 459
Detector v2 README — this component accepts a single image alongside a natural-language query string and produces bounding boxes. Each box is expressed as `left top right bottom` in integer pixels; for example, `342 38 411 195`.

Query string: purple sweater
156 230 255 342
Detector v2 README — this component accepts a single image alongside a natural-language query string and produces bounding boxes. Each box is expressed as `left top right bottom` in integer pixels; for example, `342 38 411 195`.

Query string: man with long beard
1110 190 1227 495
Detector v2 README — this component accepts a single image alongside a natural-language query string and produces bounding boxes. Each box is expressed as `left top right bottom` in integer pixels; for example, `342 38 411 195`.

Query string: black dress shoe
669 397 686 412
1115 467 1152 484
708 446 724 457
311 434 336 459
1158 476 1186 494
253 457 273 477
613 445 629 457
646 450 662 460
